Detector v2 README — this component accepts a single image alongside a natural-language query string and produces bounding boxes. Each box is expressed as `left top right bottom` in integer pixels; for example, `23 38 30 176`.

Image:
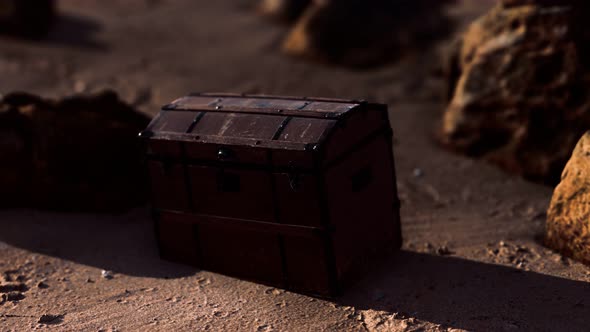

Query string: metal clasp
217 147 235 162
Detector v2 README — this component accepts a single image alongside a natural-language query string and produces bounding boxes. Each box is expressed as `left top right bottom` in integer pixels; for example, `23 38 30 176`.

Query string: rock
5 292 24 301
545 132 590 264
258 0 311 22
101 270 114 280
0 0 56 39
73 80 88 94
442 2 590 185
412 168 424 178
436 246 454 256
0 91 150 212
0 283 28 293
282 0 455 68
38 314 64 324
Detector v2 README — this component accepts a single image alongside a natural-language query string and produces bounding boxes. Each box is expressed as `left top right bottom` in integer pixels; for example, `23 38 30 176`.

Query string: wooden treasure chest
140 93 402 296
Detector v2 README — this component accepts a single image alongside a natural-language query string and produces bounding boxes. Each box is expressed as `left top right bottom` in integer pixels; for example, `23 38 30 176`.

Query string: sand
0 1 589 331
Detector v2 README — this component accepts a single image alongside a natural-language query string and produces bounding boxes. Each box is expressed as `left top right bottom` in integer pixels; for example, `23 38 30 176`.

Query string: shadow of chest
141 93 402 296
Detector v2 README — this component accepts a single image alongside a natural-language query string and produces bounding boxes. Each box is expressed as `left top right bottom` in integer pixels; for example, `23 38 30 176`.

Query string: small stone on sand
101 270 114 280
38 314 64 324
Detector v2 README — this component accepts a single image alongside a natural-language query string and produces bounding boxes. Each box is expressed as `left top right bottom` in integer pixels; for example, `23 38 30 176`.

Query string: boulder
0 91 150 212
282 0 454 68
258 0 311 23
442 2 590 184
545 132 590 264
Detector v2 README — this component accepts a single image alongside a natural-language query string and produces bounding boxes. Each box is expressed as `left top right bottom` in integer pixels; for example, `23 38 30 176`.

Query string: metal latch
217 147 235 162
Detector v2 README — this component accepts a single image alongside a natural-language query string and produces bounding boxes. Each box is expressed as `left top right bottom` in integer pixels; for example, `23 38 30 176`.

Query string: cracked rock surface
442 0 590 185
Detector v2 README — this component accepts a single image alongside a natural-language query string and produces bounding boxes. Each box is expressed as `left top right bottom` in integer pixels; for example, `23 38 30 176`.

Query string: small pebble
38 314 63 324
6 292 24 302
0 283 27 292
437 246 453 256
412 168 423 178
101 270 114 280
73 80 87 93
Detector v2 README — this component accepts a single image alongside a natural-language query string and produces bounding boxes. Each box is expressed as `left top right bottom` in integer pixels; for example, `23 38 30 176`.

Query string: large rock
0 91 150 212
545 132 590 264
282 0 454 68
442 2 590 184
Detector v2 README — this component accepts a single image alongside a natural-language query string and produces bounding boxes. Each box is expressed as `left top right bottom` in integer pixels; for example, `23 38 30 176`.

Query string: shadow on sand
339 251 590 331
1 209 588 330
0 208 195 279
0 13 108 51
45 13 108 51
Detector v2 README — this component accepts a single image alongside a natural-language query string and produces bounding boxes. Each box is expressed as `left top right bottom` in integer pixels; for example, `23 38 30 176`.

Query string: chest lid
141 93 366 151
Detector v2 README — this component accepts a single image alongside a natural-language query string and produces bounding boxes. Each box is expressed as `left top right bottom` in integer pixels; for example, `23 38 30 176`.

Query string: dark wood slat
149 132 311 150
189 92 364 104
164 104 345 119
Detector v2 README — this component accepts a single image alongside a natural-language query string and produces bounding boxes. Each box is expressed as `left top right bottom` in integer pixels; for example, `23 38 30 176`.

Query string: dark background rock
442 2 590 185
0 91 150 212
282 0 456 68
0 0 56 39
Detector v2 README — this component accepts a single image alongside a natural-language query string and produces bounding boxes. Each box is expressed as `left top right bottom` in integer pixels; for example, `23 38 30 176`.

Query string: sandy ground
1 1 590 331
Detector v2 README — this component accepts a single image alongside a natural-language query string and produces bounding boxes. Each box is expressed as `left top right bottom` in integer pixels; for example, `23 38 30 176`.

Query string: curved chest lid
143 93 365 150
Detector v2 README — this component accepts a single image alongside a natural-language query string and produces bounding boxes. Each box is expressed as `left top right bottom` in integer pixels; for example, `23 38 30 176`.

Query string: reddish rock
545 132 590 264
442 3 590 184
0 91 150 212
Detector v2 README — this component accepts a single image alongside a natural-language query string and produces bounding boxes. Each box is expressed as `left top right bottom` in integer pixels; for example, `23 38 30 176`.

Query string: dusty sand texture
0 1 589 331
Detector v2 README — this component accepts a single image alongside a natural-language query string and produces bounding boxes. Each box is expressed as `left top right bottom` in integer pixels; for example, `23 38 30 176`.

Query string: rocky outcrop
282 0 454 68
0 91 150 212
545 132 590 264
442 1 590 184
258 0 311 23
